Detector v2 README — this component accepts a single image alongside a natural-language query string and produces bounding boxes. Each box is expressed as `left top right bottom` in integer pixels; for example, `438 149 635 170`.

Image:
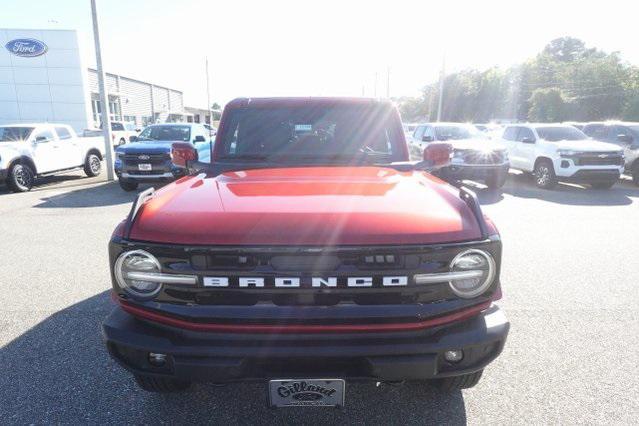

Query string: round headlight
448 249 496 298
114 250 162 298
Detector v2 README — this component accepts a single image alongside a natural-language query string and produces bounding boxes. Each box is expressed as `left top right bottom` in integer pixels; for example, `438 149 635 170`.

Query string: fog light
148 352 167 366
444 350 464 363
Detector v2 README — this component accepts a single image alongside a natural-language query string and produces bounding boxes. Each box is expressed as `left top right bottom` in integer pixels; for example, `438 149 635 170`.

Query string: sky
1 0 638 108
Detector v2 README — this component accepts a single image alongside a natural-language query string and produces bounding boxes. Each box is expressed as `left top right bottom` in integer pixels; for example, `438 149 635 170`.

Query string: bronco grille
130 242 500 307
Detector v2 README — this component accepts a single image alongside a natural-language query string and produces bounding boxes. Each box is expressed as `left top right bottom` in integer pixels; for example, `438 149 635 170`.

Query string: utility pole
205 57 212 124
436 55 445 122
90 0 114 181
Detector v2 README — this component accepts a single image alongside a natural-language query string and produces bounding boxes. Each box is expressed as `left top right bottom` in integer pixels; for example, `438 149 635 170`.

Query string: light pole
206 57 212 125
90 0 115 181
436 55 446 122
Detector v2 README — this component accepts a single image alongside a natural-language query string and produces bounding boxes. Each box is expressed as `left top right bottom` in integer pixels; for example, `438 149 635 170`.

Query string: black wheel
632 166 639 186
119 179 139 191
134 374 191 393
84 153 102 177
436 370 483 392
589 180 616 190
485 171 507 189
533 160 557 189
7 162 35 192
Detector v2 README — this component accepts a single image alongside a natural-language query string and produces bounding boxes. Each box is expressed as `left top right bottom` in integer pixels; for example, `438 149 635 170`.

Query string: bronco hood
129 167 483 246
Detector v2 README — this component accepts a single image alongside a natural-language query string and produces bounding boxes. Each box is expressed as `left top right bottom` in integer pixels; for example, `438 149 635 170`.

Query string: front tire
7 162 35 192
134 374 191 393
119 179 139 192
485 171 507 189
436 370 483 392
533 160 557 189
84 153 102 177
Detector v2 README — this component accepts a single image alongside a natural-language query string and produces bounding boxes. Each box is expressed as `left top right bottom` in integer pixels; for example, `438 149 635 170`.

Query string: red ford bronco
103 97 509 406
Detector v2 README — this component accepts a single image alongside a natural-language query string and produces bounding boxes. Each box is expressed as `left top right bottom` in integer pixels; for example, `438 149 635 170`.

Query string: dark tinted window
0 127 34 142
33 129 55 142
583 124 607 139
516 127 535 142
503 126 518 141
536 126 587 141
111 122 125 131
216 104 402 163
55 126 72 140
612 125 634 143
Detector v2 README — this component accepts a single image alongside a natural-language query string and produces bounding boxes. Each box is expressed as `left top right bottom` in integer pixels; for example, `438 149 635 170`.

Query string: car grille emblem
138 155 150 160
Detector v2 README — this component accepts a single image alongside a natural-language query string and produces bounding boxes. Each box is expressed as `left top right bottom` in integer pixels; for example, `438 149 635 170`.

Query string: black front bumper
0 168 7 183
566 169 621 182
102 304 509 383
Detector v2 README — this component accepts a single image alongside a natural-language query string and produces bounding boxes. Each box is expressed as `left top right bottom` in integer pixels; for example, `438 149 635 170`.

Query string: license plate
138 163 152 171
269 379 345 407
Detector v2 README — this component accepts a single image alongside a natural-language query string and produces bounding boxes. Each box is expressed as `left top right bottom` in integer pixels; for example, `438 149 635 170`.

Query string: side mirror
422 135 434 142
194 135 207 143
521 136 535 144
35 136 48 143
172 142 198 168
423 142 452 169
129 135 138 142
617 134 633 144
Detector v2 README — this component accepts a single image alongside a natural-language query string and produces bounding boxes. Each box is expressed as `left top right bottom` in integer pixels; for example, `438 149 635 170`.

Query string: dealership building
1 28 208 133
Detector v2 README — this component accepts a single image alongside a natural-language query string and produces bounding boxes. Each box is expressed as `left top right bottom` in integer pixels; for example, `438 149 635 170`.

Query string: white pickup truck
0 123 105 192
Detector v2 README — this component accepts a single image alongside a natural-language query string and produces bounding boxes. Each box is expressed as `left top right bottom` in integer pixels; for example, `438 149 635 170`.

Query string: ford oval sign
5 38 48 57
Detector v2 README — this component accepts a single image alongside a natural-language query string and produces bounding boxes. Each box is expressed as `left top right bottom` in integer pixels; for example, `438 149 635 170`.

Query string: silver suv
583 122 639 185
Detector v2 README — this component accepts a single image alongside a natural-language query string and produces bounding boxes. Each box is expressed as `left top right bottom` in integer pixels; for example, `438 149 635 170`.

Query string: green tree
528 88 567 122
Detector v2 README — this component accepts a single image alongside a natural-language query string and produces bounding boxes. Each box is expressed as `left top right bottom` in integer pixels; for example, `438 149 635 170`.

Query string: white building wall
0 29 92 133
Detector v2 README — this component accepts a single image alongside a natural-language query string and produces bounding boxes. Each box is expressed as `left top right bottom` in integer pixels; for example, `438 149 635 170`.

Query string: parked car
582 121 639 185
409 122 509 188
0 123 104 192
84 121 140 147
203 124 217 137
402 122 419 138
563 121 587 131
102 97 509 400
499 123 624 189
114 123 212 191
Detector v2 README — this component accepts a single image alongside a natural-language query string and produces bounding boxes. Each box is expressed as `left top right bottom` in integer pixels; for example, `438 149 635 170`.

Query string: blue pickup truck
114 123 212 191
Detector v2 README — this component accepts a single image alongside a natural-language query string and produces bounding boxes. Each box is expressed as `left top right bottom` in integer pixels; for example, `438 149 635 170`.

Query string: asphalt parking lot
1 170 638 425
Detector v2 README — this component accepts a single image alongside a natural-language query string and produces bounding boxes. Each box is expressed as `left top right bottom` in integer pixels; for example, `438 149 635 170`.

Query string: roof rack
459 186 488 239
123 187 155 239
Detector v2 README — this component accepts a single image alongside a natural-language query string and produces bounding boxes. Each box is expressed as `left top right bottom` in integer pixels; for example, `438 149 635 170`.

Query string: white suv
499 124 624 189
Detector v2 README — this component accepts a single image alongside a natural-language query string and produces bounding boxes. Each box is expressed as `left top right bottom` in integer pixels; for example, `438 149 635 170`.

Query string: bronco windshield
215 104 404 163
138 125 191 142
0 127 34 142
536 126 587 141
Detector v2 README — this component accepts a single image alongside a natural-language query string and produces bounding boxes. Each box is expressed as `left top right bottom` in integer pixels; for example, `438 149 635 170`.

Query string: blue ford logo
5 38 48 57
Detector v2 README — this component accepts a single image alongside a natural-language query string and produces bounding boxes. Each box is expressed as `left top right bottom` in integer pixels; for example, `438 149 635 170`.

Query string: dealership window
123 115 137 124
193 115 199 123
91 98 122 125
